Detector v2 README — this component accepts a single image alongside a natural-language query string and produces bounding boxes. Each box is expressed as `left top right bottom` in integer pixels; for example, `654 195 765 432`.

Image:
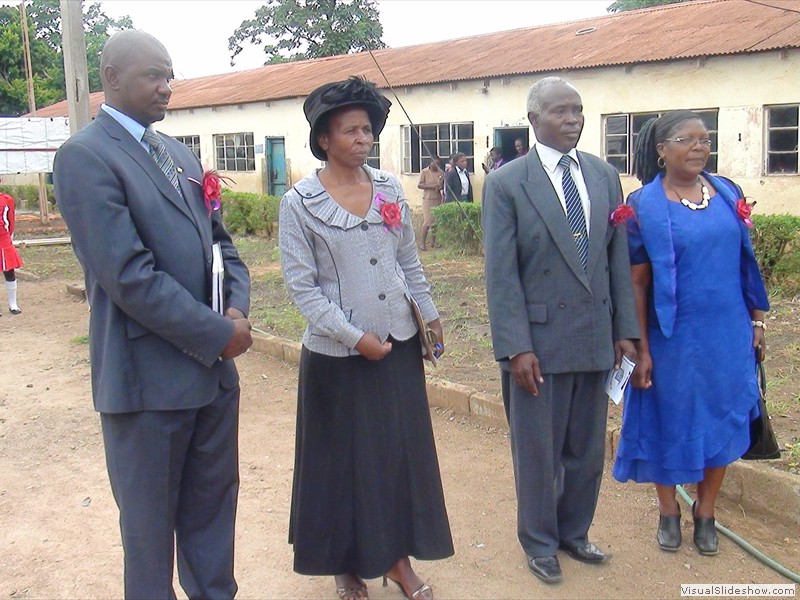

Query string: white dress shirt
457 167 469 196
535 143 591 234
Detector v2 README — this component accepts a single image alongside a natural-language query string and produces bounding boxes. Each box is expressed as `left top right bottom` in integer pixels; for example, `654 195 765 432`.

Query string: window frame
401 122 475 174
602 109 719 175
213 132 256 172
765 104 799 175
174 135 201 161
366 136 381 170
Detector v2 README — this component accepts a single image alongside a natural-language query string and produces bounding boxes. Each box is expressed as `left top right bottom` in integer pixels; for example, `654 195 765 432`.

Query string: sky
90 0 612 80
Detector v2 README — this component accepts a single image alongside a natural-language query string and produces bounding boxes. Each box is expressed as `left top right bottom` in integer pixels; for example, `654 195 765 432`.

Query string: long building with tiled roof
25 0 800 212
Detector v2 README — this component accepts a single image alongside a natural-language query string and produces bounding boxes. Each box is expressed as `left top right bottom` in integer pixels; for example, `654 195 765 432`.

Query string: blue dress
613 174 769 485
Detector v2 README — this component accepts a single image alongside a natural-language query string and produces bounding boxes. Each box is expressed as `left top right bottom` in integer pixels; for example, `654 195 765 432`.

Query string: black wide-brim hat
303 76 392 161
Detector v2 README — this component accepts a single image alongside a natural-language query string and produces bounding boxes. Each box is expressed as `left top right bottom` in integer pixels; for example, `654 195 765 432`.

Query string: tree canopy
607 0 692 12
228 0 386 66
0 0 132 116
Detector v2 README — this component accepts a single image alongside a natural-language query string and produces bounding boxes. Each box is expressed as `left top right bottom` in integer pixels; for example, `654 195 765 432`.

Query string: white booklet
605 355 636 405
211 242 225 315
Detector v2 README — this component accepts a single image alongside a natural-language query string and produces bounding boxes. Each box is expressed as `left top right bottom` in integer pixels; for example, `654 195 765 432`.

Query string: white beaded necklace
670 180 710 211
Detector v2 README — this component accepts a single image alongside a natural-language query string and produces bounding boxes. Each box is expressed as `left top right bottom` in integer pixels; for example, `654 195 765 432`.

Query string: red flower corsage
374 193 403 233
736 198 755 229
609 202 636 227
188 170 234 214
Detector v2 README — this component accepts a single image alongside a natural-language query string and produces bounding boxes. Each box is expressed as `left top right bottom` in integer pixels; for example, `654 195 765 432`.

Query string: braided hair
631 110 704 184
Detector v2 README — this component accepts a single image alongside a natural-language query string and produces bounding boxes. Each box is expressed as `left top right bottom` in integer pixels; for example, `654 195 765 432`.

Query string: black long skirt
289 335 454 578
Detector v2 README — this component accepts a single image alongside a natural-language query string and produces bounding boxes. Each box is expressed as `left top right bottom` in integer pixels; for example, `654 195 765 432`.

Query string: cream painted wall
149 49 799 214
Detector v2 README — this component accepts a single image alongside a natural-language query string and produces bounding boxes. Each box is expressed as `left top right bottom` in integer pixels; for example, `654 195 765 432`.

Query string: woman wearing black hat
612 110 769 555
279 77 453 600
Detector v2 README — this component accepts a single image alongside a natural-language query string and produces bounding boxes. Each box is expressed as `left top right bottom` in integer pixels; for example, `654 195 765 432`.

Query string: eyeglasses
664 137 713 147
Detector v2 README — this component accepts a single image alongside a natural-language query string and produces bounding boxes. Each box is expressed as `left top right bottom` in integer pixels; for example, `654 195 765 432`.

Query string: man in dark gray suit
54 30 252 599
482 77 638 584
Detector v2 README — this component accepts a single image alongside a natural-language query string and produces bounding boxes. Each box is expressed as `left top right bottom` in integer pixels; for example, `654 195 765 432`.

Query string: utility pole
20 0 50 224
60 0 90 135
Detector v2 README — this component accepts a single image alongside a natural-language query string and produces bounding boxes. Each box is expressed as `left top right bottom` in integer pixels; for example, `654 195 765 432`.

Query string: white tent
0 117 70 174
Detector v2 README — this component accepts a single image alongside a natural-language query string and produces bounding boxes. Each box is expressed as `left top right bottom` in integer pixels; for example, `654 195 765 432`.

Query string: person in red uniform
0 189 23 314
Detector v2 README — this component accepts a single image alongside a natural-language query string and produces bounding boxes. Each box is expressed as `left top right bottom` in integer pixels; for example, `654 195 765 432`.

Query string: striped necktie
143 128 181 193
558 154 589 270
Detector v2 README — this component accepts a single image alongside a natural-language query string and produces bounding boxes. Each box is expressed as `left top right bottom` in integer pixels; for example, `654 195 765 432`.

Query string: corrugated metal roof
34 0 800 118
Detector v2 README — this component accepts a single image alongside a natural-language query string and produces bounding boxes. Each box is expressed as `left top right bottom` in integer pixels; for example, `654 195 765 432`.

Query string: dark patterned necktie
558 154 588 270
143 128 181 193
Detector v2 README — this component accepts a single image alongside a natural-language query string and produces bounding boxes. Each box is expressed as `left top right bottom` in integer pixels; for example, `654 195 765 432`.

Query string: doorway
493 127 530 163
265 137 286 196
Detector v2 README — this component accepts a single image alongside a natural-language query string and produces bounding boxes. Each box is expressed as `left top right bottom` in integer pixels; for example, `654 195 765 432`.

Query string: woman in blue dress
612 111 769 555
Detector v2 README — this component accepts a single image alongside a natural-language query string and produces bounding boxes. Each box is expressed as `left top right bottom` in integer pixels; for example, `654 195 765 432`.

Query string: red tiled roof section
34 0 800 118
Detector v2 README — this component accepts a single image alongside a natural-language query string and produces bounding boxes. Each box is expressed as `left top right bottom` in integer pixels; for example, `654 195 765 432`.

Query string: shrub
751 214 800 295
431 202 483 255
0 184 56 210
221 190 281 237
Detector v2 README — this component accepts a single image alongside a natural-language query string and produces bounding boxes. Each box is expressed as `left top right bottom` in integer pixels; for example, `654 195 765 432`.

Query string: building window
366 136 380 169
214 132 255 171
175 135 201 160
603 110 718 175
766 104 798 174
401 122 474 173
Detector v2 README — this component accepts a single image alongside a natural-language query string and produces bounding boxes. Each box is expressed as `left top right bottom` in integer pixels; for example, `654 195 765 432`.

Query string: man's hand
355 332 392 361
510 351 544 397
614 339 636 369
221 309 252 359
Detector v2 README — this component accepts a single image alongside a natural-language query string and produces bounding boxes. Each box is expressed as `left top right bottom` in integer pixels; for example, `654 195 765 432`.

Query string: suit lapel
97 112 195 223
521 149 590 289
580 152 610 279
170 146 213 253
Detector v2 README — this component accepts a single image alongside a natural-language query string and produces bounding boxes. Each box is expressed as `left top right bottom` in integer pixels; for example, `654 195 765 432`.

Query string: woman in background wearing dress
612 111 769 555
279 77 453 600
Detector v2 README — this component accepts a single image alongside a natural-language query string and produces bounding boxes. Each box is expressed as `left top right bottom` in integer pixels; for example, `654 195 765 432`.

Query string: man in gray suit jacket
54 31 252 599
483 77 638 584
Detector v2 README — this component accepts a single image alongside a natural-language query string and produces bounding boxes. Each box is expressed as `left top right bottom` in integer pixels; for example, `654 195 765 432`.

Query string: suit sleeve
606 168 640 341
54 139 235 367
482 173 534 361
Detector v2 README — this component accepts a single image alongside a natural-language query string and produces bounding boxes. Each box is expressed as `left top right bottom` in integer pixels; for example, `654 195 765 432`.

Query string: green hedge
0 184 56 210
221 190 281 237
431 202 483 255
751 214 800 295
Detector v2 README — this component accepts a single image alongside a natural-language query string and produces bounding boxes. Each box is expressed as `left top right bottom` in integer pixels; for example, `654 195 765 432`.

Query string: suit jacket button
544 269 551 275
378 293 386 300
361 222 369 231
370 258 377 265
559 302 566 308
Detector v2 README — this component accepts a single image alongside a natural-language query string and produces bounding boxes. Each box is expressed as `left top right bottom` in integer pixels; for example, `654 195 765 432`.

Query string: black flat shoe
558 542 612 564
692 501 719 556
657 511 682 552
526 555 562 584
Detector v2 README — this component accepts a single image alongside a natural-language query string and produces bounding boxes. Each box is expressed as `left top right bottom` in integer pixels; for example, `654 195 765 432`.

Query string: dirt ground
1 279 798 600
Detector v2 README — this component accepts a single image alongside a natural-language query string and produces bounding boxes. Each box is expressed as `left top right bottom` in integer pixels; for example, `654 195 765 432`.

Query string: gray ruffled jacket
279 165 438 357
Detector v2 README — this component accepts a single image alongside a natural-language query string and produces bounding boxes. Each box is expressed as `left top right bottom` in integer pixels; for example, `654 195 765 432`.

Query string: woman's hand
632 350 653 389
355 332 392 361
753 325 766 362
428 318 445 360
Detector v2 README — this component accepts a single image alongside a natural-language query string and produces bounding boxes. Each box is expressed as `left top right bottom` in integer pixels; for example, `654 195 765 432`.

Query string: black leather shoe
658 512 682 551
692 501 719 556
559 542 612 564
526 555 562 584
